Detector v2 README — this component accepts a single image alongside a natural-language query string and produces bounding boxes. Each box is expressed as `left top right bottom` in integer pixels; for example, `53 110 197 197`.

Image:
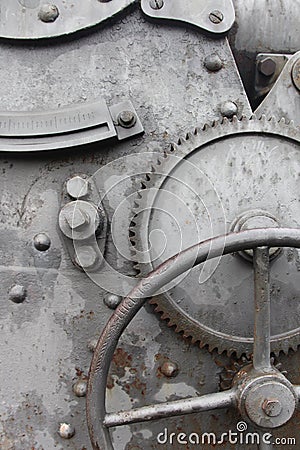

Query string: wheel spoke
293 385 300 400
104 389 236 427
253 246 271 370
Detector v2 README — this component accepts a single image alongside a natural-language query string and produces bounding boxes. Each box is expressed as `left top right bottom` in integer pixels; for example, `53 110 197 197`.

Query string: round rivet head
87 338 98 352
220 101 238 118
204 54 223 72
9 285 27 304
209 10 224 24
58 423 75 439
149 0 164 10
73 379 87 397
66 176 89 199
160 361 179 378
38 4 59 23
104 293 122 310
117 110 137 128
34 233 51 251
75 245 98 270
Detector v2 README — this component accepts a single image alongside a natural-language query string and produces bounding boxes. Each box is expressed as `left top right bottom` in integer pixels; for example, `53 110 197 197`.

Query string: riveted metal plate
141 0 235 34
0 0 135 39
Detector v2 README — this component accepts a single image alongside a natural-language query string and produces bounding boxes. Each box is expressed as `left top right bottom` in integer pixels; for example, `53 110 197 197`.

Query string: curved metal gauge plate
141 0 235 34
0 99 143 151
0 0 135 39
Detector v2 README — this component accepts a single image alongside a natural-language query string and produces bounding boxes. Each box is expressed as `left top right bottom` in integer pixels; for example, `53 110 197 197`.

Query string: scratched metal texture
0 3 298 450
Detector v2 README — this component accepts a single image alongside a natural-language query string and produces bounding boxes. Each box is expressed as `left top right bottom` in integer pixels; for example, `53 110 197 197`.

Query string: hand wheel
87 228 300 450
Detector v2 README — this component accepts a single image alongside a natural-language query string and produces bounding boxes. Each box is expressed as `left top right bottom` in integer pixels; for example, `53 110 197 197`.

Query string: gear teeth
132 116 299 358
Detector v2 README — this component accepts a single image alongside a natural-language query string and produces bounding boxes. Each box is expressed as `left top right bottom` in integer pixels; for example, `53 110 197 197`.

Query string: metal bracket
141 0 235 34
0 0 135 40
0 99 143 152
255 51 300 126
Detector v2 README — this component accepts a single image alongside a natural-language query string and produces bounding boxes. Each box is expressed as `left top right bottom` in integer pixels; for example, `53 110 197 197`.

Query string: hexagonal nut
66 176 89 199
258 57 276 77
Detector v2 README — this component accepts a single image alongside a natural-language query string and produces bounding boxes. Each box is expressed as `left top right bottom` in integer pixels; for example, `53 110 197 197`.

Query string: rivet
66 176 89 199
104 293 122 309
149 0 164 10
220 101 238 118
117 110 137 129
38 4 59 23
209 10 224 24
58 423 75 439
34 233 51 251
160 361 179 378
73 379 87 397
9 285 27 304
204 54 223 72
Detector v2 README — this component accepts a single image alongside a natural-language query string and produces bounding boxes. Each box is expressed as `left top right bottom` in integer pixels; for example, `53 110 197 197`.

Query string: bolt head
220 101 238 118
204 54 223 72
75 245 98 270
38 4 59 23
66 176 89 199
58 423 75 439
34 233 51 251
104 293 122 309
209 10 224 24
9 285 27 304
258 57 276 77
65 207 88 230
117 110 137 128
73 379 87 397
262 398 282 417
160 361 179 378
149 0 164 10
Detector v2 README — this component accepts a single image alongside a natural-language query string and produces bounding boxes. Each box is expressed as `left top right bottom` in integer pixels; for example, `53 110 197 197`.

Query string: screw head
292 58 300 92
38 4 59 23
73 379 87 397
9 285 27 304
160 361 179 378
262 398 282 417
220 101 238 118
34 233 51 251
66 176 89 199
75 245 98 270
104 293 122 309
149 0 164 10
117 110 137 129
204 54 223 72
258 57 276 77
209 10 224 24
58 423 75 439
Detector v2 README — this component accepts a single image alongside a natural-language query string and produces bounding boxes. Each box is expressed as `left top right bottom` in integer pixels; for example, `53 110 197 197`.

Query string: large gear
131 115 300 357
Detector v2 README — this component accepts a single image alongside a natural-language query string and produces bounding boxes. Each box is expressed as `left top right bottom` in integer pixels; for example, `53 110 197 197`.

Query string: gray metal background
0 1 299 449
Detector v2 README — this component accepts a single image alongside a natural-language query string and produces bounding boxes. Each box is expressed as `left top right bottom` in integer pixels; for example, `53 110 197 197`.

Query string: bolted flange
235 365 297 429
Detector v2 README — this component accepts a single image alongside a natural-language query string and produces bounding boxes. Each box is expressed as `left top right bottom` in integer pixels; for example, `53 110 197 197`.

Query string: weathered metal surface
87 228 300 449
0 5 252 449
255 51 300 124
141 0 235 34
0 0 135 39
133 117 300 357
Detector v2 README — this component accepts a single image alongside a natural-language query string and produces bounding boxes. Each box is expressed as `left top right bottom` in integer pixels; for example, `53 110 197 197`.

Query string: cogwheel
130 115 300 357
